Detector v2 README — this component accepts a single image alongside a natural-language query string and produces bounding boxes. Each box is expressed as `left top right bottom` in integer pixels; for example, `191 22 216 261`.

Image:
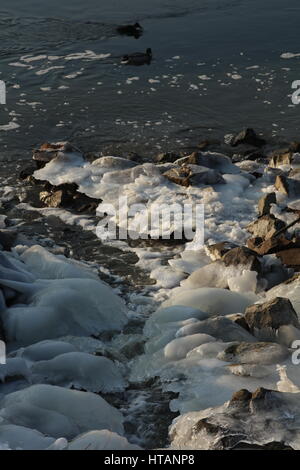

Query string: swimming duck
117 22 143 39
121 48 152 66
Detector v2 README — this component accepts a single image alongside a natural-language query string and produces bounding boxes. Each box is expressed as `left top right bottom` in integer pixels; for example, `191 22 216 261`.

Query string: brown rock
206 241 238 260
33 141 83 169
246 215 286 239
276 248 300 269
221 246 261 273
244 297 299 334
163 165 225 187
269 151 293 168
218 341 289 364
257 192 276 216
247 235 296 255
275 174 300 197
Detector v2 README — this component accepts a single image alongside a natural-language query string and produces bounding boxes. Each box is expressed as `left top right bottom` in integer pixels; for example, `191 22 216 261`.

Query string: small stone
246 215 286 239
0 230 17 251
257 193 276 216
244 297 299 334
154 152 180 164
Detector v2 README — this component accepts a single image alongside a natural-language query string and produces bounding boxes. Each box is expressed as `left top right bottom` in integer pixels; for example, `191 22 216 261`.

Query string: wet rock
206 241 238 261
33 142 84 169
246 214 286 239
221 246 262 273
244 297 300 337
258 192 276 216
276 248 300 269
275 174 300 197
163 165 225 187
229 128 266 148
19 164 37 181
218 341 289 364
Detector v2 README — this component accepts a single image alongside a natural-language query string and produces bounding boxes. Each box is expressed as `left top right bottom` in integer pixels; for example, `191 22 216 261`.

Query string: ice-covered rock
218 342 290 365
2 277 128 345
67 430 141 450
0 384 123 438
31 352 126 392
0 424 55 450
164 334 216 361
20 245 98 280
169 387 300 450
162 288 258 316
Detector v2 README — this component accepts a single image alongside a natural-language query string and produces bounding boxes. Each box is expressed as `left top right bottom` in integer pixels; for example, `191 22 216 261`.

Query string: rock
39 183 98 213
275 174 300 197
170 387 299 450
206 241 238 261
33 142 83 169
174 151 238 174
228 363 270 378
244 297 300 337
257 192 276 216
226 314 251 332
154 152 180 164
246 215 286 239
186 317 256 343
218 341 289 364
0 230 17 251
19 165 37 181
221 246 261 273
163 165 225 187
247 235 296 256
230 128 266 148
269 151 293 168
276 248 300 269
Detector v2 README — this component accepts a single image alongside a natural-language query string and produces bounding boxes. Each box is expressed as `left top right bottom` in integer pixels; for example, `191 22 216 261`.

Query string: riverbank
1 133 300 449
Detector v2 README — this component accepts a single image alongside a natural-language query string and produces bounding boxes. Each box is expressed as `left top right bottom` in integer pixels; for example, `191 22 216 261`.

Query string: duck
116 22 143 39
121 48 152 66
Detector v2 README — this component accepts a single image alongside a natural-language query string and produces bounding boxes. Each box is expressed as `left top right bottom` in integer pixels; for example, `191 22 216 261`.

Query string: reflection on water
0 0 300 159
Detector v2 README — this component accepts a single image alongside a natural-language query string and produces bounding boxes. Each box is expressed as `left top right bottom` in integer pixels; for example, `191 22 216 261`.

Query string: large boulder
244 297 300 335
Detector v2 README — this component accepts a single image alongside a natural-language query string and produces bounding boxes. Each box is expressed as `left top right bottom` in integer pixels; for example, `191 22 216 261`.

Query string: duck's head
134 22 142 30
121 55 130 64
146 48 152 57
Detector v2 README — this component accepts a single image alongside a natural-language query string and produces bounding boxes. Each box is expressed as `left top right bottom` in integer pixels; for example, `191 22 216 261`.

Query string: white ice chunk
67 430 141 450
0 384 123 438
31 352 126 392
164 334 216 361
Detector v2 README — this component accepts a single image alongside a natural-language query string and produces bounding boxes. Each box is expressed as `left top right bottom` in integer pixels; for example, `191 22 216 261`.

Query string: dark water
1 0 300 159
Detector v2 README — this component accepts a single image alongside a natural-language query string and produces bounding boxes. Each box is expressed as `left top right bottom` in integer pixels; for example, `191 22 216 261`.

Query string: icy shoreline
2 137 300 449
